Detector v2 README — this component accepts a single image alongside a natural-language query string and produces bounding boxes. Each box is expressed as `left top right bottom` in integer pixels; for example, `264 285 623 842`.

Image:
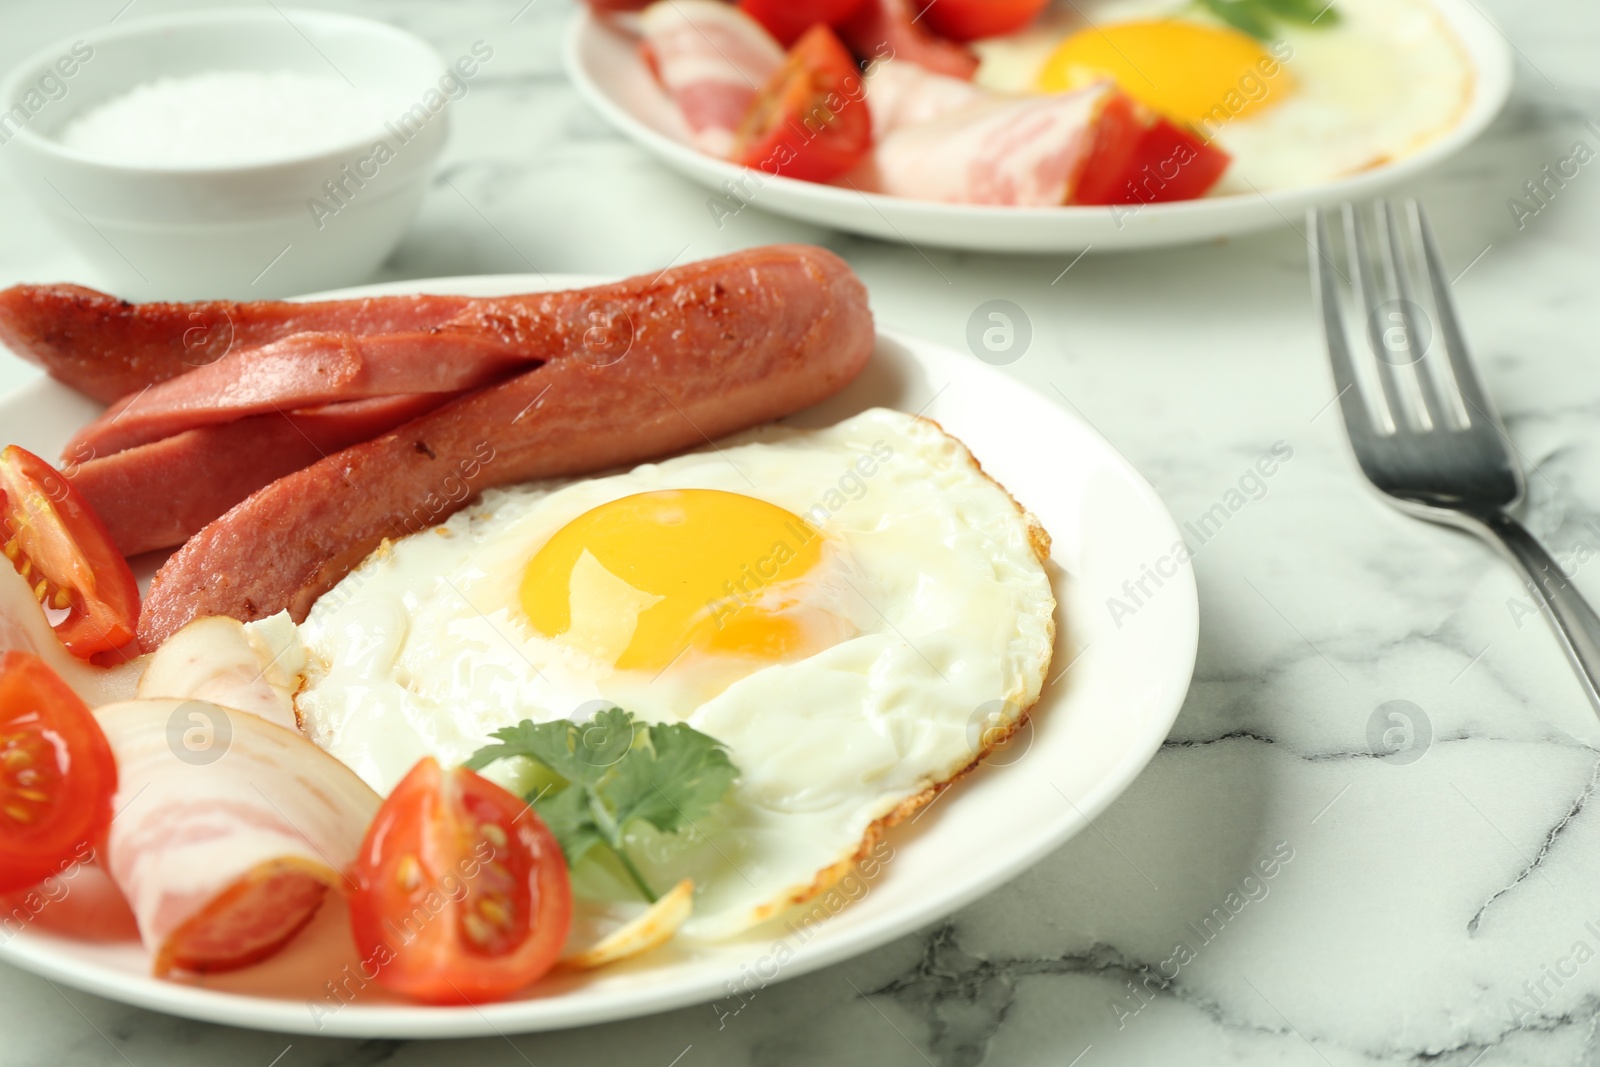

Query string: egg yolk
1036 20 1290 128
520 489 832 673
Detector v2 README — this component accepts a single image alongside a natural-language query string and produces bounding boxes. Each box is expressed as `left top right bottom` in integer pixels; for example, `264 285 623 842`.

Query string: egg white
974 0 1474 193
290 409 1056 938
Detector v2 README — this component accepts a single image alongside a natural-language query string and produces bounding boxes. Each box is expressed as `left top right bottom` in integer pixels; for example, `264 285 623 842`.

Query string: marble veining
4 0 1600 1063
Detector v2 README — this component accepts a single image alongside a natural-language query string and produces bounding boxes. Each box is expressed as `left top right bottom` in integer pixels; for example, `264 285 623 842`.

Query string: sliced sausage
138 244 874 648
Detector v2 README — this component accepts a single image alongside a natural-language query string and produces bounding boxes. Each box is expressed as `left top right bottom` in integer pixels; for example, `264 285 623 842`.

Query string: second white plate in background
564 0 1512 254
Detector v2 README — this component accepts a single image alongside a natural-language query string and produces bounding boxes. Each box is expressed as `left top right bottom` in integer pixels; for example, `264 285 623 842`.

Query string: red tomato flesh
0 446 140 660
733 24 872 184
348 758 571 1004
0 651 117 894
922 0 1051 41
739 0 864 46
1072 93 1232 206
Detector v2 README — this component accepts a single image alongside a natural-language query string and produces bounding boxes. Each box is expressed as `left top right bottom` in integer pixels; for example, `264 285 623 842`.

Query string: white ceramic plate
564 1 1512 253
0 274 1198 1037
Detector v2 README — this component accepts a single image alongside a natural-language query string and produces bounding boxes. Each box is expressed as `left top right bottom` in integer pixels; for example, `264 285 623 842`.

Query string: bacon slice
138 244 874 648
93 697 380 975
640 0 784 157
872 84 1113 205
68 331 527 459
67 394 453 556
837 0 978 81
135 613 303 730
864 57 985 142
0 284 475 404
0 854 139 943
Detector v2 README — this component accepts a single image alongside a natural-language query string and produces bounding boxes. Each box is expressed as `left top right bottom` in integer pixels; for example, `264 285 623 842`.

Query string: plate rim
562 0 1514 249
0 272 1199 1037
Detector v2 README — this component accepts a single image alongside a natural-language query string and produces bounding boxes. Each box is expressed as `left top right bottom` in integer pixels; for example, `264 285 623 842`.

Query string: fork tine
1310 207 1374 439
1377 200 1447 432
1408 201 1496 424
1344 203 1409 434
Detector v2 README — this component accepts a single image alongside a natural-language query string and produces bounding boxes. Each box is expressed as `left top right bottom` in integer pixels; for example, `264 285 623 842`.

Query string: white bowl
0 9 452 300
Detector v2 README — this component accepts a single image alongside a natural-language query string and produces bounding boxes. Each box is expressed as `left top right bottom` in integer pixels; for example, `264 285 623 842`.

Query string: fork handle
1483 511 1600 716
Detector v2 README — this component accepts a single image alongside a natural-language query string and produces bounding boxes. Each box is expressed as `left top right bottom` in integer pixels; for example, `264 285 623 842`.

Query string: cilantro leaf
464 706 637 786
1200 0 1275 39
466 707 740 903
463 718 583 778
1259 0 1338 24
532 784 604 868
1195 0 1337 37
605 722 739 836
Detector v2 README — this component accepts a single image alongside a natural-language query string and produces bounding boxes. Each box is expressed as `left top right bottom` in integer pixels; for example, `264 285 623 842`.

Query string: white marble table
3 0 1599 1063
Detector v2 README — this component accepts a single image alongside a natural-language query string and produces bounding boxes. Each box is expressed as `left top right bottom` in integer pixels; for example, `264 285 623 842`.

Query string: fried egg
974 0 1474 192
290 409 1055 938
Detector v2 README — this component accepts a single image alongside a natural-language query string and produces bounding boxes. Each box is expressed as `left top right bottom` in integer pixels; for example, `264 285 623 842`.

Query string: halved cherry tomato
738 0 864 47
1071 93 1144 206
0 446 139 659
348 758 571 1004
1072 93 1232 206
733 24 873 184
0 651 117 894
921 0 1050 42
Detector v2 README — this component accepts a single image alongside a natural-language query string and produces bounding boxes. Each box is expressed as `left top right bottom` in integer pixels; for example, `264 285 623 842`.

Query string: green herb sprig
466 706 738 903
1195 0 1338 39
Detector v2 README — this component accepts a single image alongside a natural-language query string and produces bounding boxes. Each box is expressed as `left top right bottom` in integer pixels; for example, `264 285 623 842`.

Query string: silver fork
1310 199 1600 716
